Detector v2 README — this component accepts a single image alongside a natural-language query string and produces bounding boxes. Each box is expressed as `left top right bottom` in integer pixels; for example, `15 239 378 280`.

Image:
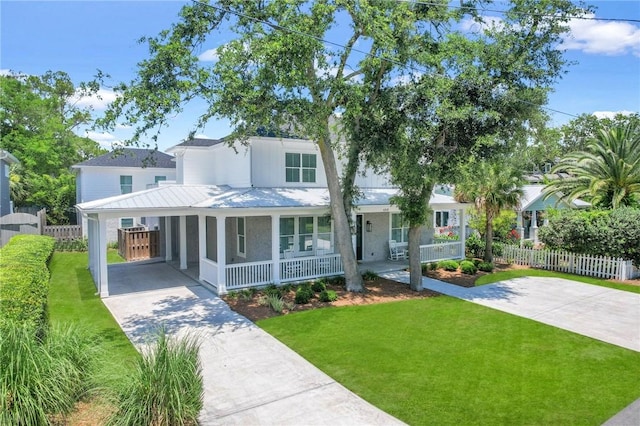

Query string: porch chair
315 248 331 271
388 240 407 261
283 249 303 277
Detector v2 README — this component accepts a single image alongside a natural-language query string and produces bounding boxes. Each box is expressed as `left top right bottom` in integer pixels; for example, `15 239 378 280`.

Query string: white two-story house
72 148 177 242
77 136 469 297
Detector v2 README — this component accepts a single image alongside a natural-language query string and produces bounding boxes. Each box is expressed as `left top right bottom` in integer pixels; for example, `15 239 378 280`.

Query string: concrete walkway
103 273 404 425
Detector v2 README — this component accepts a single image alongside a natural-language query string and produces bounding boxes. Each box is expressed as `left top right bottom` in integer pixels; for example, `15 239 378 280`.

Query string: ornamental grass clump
108 328 203 426
0 322 97 425
437 260 459 272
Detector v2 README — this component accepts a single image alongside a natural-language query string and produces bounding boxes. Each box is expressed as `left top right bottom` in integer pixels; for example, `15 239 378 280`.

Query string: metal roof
76 185 466 214
72 148 176 169
520 184 590 210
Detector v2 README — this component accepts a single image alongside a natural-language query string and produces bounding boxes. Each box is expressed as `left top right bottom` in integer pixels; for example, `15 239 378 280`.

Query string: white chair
388 240 407 260
315 248 331 271
283 249 303 276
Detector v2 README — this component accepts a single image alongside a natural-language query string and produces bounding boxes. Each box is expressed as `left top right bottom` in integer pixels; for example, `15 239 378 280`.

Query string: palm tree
544 123 640 208
455 160 525 263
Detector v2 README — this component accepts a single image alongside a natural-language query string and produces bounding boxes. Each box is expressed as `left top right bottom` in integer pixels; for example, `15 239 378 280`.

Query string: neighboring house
516 184 590 243
77 136 470 297
0 150 20 217
72 148 176 242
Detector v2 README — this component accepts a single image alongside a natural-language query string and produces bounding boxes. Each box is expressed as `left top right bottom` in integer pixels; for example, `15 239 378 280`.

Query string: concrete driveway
102 264 404 425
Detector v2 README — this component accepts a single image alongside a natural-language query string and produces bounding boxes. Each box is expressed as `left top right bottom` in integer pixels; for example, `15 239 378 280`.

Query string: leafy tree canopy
0 71 105 223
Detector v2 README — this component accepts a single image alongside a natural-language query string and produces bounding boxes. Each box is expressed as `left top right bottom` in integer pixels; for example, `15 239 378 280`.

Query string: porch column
179 215 187 270
531 210 538 243
198 215 207 281
98 215 109 297
164 216 172 261
459 208 466 259
87 217 97 282
516 210 525 247
271 213 281 284
216 215 227 294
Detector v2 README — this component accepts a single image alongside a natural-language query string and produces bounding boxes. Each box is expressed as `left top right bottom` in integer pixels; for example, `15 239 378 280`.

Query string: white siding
77 167 176 203
180 146 251 187
251 137 327 187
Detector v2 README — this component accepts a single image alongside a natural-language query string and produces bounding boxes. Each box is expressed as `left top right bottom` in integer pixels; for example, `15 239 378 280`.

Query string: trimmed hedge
539 208 640 265
0 235 56 339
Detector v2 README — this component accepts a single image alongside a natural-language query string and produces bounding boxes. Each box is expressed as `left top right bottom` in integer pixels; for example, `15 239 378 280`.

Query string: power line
189 0 584 119
403 0 640 23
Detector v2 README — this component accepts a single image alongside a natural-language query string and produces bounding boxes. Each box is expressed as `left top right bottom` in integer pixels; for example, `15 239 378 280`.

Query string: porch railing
226 260 273 289
280 254 343 282
420 242 464 263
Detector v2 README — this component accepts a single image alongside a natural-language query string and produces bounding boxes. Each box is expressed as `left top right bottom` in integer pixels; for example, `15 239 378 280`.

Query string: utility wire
403 0 640 23
190 0 589 119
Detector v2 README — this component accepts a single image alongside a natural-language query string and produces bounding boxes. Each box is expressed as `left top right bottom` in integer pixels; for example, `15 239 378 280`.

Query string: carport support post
98 215 109 297
179 215 187 270
164 216 172 261
198 215 207 281
271 213 280 284
216 215 227 294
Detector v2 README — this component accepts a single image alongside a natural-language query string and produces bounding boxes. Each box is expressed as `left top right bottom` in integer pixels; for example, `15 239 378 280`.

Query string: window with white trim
237 217 246 257
279 216 332 254
390 213 409 243
434 211 450 227
120 218 134 228
120 175 132 194
285 153 316 183
155 175 167 183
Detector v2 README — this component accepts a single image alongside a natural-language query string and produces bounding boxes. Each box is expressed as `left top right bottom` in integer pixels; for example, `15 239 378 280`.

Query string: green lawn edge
258 298 640 425
475 268 640 293
48 251 138 389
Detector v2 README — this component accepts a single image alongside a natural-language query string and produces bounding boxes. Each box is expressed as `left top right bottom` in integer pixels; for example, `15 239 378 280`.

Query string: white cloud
71 88 118 111
562 14 640 56
198 48 219 62
592 110 637 119
0 69 12 76
84 130 121 149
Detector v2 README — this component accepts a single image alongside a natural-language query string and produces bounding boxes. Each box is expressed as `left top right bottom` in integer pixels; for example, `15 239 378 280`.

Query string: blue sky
1 0 639 152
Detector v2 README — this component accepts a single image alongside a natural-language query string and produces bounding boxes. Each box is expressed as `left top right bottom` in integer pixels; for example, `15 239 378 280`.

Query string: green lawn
48 251 138 388
476 268 640 293
259 297 640 425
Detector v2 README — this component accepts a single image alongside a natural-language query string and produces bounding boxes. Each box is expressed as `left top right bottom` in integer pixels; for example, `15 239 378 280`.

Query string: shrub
108 328 203 426
311 281 326 293
522 240 534 249
0 235 55 339
460 260 477 275
478 262 495 272
465 234 484 258
437 260 459 272
539 207 640 265
0 322 97 424
421 263 429 274
264 284 282 298
493 242 504 257
280 283 294 293
328 276 346 286
318 290 338 302
55 238 89 252
294 285 314 304
362 270 378 281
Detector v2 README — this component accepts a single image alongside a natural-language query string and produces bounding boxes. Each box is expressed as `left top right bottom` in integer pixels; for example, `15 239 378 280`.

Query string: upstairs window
285 153 316 183
120 175 132 194
155 176 167 183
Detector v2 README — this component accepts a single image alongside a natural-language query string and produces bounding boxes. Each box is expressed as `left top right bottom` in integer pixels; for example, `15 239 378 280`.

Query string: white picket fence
495 245 639 281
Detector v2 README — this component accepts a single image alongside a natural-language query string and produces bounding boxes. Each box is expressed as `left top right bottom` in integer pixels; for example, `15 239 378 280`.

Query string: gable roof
72 148 175 169
520 184 590 210
171 138 226 148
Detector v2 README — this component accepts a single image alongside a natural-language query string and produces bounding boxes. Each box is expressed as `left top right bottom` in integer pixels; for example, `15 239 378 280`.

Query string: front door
356 214 363 261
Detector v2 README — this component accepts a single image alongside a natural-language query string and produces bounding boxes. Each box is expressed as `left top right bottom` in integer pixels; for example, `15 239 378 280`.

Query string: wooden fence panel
118 228 160 261
43 225 82 241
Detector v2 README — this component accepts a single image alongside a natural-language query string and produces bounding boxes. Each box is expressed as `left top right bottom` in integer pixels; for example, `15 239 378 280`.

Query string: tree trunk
484 210 494 263
408 225 423 291
317 133 364 292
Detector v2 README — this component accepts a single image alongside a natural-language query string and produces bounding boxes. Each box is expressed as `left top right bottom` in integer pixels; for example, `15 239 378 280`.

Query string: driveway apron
103 284 404 425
